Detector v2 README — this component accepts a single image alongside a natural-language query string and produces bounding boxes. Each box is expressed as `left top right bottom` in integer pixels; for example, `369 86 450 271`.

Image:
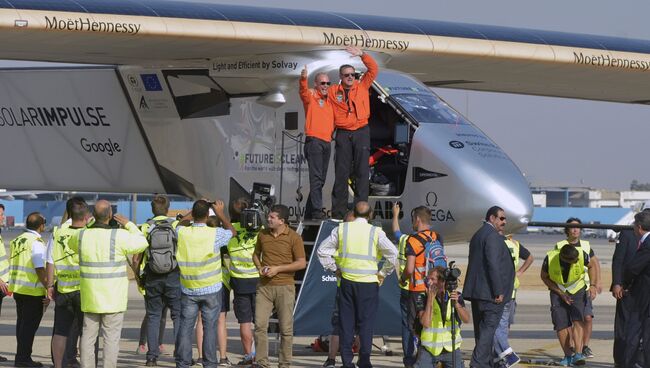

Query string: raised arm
114 214 149 255
344 46 378 88
299 66 311 105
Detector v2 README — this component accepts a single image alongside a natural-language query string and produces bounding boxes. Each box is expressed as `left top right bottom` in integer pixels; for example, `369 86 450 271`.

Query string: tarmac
0 233 618 367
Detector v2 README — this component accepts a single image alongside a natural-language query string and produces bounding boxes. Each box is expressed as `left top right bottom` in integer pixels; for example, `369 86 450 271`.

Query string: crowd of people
2 197 646 368
0 44 646 368
0 196 306 368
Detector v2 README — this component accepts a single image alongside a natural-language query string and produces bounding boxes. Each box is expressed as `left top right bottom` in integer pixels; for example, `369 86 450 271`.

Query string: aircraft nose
405 123 533 240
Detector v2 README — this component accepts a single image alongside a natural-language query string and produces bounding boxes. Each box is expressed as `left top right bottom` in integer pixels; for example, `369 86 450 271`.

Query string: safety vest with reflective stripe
505 238 520 299
8 231 46 296
397 234 410 290
222 256 231 290
0 234 9 282
336 221 380 283
76 224 148 313
555 239 592 284
177 226 222 289
547 248 586 295
227 223 259 279
52 226 82 294
408 230 439 292
421 295 462 356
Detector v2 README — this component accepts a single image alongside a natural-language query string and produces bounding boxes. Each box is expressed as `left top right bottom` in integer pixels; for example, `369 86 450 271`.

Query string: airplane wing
0 1 649 103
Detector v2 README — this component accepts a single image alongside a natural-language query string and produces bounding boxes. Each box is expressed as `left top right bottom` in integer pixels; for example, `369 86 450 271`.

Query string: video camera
443 261 461 292
240 182 275 231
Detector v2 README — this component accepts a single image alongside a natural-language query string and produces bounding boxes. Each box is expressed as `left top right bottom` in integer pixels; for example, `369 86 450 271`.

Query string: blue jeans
175 290 222 368
145 269 181 360
415 348 464 368
493 299 516 359
400 288 417 366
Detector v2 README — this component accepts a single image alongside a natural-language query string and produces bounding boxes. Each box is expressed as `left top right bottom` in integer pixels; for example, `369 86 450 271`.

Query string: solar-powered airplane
0 1 649 241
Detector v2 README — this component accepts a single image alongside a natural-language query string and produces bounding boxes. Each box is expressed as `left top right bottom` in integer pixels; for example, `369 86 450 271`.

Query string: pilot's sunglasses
342 73 356 77
499 216 507 221
319 81 331 85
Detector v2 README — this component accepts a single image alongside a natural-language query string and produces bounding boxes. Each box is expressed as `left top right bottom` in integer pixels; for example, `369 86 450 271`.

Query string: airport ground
0 233 617 367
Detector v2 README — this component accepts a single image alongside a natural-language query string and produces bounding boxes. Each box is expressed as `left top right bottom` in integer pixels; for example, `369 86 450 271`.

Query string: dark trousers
139 306 168 346
332 126 370 219
470 300 504 368
144 269 181 360
304 137 331 219
614 294 634 366
400 289 417 366
14 293 45 362
339 278 378 368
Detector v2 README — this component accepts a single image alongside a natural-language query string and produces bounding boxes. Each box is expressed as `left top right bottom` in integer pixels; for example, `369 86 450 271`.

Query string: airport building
531 186 650 209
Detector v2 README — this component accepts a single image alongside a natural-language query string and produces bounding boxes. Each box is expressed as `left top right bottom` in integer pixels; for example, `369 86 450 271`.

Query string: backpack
413 231 447 275
146 219 178 274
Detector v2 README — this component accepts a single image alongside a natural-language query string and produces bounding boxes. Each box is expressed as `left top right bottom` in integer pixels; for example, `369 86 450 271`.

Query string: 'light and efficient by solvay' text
45 16 141 35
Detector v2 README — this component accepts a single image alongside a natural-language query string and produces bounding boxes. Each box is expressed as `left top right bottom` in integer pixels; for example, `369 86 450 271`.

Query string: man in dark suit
612 228 638 366
464 206 515 368
623 210 650 368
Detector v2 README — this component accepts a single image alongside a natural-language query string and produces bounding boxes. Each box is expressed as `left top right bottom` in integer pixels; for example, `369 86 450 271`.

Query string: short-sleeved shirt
25 229 46 268
255 225 305 286
518 244 531 261
542 251 590 281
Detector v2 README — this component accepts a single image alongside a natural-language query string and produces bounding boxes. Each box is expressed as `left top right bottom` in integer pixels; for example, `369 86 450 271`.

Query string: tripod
447 290 459 368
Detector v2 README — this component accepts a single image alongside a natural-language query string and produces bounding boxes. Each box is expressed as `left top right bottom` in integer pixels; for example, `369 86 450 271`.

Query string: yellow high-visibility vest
505 238 520 298
420 296 462 356
0 234 9 282
177 226 222 289
336 221 380 283
72 223 149 313
227 223 259 279
547 248 586 295
9 231 46 296
555 239 592 284
52 226 83 294
397 234 410 290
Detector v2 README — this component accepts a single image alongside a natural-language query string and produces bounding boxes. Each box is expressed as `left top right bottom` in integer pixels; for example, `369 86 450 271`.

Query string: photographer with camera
226 197 260 366
417 265 469 368
400 206 446 353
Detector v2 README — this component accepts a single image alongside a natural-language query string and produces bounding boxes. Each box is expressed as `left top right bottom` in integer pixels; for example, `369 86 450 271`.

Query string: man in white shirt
318 201 398 368
8 212 50 367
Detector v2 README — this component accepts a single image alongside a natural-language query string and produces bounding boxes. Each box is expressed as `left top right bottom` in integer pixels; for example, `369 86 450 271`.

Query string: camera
443 261 461 292
240 182 275 231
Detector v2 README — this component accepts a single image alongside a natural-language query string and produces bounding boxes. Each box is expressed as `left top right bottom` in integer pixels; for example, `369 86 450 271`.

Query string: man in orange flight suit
328 46 379 219
300 66 335 220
